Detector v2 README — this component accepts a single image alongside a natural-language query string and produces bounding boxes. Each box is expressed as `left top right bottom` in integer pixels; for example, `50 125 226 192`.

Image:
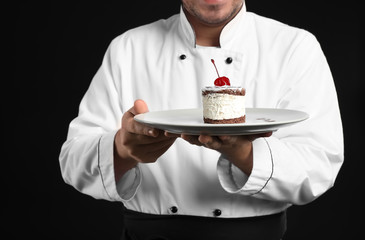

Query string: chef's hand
165 132 272 176
114 99 177 182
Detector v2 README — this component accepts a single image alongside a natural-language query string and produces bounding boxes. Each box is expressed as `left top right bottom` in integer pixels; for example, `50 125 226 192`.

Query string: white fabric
59 3 343 218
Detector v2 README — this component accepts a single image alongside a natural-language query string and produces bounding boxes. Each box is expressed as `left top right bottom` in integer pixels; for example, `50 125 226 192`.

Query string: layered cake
202 86 246 124
202 59 246 124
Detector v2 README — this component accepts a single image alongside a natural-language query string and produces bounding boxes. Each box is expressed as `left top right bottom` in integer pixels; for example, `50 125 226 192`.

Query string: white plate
134 108 309 135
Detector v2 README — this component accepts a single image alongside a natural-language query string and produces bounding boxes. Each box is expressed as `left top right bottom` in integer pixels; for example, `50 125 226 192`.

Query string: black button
179 54 186 60
225 57 233 64
213 209 222 217
170 206 178 213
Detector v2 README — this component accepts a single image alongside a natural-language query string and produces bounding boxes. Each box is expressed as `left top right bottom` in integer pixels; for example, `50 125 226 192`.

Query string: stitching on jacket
252 138 274 195
97 136 112 200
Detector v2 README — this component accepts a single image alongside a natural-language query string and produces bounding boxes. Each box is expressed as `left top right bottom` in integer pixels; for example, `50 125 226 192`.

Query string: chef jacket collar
179 2 247 49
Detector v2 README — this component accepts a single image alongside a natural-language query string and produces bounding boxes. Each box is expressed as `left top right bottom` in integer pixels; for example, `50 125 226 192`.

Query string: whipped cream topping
202 93 245 120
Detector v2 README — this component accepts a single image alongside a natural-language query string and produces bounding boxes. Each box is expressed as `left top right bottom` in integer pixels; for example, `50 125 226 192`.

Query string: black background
11 0 363 239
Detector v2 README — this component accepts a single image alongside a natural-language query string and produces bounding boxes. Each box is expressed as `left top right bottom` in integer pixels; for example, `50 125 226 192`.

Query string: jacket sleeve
59 37 141 201
217 32 344 205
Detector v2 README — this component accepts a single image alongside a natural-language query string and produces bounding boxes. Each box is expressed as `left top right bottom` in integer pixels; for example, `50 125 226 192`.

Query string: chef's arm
217 33 344 205
59 37 177 201
59 38 140 201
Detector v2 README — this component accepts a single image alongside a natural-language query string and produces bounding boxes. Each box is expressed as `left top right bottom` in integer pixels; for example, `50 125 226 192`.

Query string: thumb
132 99 149 115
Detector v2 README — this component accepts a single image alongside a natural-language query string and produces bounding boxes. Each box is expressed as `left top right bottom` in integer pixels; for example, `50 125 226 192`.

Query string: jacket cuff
217 138 273 195
98 131 141 201
116 166 141 201
217 156 249 193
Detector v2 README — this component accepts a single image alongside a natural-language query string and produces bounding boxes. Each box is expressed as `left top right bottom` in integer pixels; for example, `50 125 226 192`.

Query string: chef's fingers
181 134 204 146
218 132 273 144
198 135 222 150
129 99 149 116
164 132 182 138
123 99 159 137
246 132 273 142
218 135 238 145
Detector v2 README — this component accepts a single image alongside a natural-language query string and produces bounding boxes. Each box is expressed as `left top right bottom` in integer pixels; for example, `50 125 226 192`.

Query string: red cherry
211 59 230 86
214 78 225 86
221 76 230 85
214 77 230 86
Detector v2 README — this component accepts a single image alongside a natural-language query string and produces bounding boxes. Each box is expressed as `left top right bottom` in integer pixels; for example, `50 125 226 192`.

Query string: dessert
202 59 246 124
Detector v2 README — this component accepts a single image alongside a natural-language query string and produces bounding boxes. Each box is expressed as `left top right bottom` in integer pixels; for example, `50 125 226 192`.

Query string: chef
59 0 344 239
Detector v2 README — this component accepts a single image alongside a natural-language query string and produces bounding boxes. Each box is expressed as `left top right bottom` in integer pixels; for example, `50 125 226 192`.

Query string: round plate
134 108 309 135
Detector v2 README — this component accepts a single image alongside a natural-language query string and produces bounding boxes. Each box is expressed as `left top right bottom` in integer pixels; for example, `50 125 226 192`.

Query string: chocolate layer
202 88 246 96
204 115 246 124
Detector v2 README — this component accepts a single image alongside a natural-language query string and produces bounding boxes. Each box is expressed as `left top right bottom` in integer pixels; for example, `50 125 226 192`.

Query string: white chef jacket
59 4 344 218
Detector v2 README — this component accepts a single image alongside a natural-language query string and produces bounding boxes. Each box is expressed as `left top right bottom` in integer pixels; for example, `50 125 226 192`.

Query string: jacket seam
252 138 274 195
97 136 113 200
